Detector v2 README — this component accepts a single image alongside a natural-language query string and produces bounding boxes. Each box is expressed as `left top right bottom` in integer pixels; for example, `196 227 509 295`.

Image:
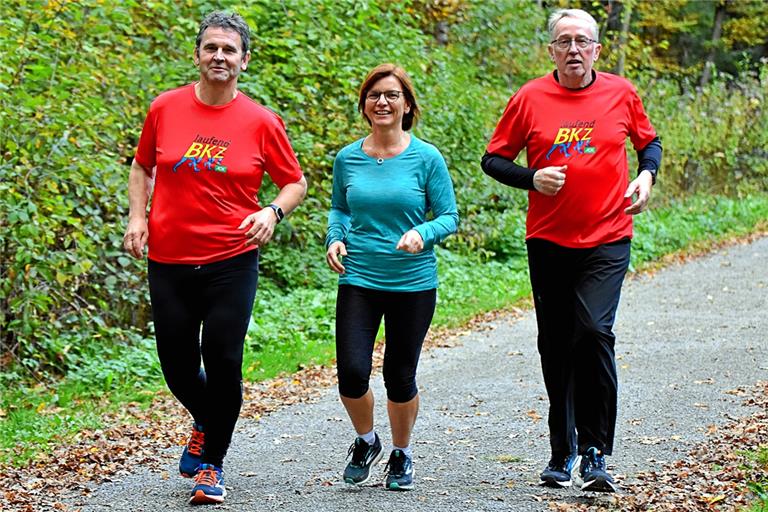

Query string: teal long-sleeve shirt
326 135 459 292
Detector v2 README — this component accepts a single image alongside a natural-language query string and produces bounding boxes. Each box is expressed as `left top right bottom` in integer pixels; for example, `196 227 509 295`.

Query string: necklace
365 133 408 166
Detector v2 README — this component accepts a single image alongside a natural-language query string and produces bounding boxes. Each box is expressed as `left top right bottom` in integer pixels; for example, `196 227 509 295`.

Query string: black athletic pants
147 250 258 468
526 238 630 457
335 284 436 403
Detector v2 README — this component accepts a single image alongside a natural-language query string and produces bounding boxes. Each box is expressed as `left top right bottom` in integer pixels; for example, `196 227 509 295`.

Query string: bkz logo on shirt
546 120 597 160
173 134 231 173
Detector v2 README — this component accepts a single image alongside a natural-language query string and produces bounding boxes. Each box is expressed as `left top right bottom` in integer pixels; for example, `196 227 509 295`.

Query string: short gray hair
548 9 599 41
195 11 251 54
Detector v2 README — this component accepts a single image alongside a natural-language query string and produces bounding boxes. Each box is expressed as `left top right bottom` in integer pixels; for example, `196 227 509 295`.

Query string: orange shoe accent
187 426 205 457
189 489 224 505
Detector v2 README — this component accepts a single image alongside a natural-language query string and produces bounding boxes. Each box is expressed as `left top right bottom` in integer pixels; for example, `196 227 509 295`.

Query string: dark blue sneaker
540 452 581 488
384 449 414 491
179 423 205 478
576 447 617 493
189 464 226 504
343 434 383 485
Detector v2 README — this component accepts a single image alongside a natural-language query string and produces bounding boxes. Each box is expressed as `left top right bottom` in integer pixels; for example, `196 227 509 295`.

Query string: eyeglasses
550 37 597 50
366 90 404 102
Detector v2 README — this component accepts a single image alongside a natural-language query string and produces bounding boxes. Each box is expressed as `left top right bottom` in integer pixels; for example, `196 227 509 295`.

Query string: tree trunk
614 0 633 76
700 0 728 87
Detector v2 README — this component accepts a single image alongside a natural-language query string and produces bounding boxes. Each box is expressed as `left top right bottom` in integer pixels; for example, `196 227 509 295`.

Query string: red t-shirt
135 84 303 264
486 71 657 248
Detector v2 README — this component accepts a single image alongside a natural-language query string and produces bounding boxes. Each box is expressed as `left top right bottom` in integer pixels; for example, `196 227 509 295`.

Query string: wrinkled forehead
199 27 243 48
552 17 596 39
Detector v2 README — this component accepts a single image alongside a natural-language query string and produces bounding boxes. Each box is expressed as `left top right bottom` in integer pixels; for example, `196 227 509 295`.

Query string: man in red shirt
482 8 662 493
123 11 306 505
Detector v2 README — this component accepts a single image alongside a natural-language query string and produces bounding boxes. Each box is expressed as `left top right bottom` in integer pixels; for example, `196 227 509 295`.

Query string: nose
213 48 225 60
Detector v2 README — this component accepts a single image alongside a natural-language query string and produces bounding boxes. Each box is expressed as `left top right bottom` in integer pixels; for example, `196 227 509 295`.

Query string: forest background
0 0 766 469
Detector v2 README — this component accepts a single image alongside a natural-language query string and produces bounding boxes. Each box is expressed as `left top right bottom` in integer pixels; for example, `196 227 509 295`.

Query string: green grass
2 193 768 468
740 446 768 512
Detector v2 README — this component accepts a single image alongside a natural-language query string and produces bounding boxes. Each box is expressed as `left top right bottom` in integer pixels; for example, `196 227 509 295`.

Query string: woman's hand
326 240 347 274
396 229 424 254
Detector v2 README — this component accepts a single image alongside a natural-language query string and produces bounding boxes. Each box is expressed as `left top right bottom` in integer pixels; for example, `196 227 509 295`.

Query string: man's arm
625 137 663 215
238 176 308 247
123 159 152 258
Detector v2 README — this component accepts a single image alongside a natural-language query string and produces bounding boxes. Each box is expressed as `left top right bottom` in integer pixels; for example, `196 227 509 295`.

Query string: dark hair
357 63 420 131
195 11 251 54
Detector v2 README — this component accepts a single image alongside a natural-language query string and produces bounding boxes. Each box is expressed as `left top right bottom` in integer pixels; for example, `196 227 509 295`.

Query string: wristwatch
267 203 284 223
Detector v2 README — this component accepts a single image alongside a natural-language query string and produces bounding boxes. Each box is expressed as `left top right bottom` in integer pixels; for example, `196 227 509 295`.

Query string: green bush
1 0 766 386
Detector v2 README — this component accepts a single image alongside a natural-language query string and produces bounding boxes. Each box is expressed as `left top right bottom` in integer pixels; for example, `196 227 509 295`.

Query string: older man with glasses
481 8 662 493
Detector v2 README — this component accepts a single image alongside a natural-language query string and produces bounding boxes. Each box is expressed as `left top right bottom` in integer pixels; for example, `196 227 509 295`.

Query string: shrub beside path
58 236 767 511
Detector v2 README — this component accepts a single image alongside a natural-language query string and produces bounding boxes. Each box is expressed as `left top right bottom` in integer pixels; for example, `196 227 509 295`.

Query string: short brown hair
357 63 420 131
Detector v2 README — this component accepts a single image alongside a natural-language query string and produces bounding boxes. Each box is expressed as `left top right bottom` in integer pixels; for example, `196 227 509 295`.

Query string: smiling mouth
374 110 392 115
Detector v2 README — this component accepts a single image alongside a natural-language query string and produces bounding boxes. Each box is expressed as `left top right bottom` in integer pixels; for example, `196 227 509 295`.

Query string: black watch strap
267 203 284 223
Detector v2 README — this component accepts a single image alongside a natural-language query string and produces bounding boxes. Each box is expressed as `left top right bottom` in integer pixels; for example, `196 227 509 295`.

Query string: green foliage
1 0 767 449
637 66 768 197
3 191 766 467
631 194 768 270
740 445 768 511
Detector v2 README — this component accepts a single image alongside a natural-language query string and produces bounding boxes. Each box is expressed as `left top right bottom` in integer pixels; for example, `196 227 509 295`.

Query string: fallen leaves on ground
4 233 765 511
3 307 520 512
548 380 768 512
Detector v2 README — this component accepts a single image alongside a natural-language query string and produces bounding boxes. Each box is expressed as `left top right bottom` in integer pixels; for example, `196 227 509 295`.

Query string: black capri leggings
147 250 258 468
335 284 436 403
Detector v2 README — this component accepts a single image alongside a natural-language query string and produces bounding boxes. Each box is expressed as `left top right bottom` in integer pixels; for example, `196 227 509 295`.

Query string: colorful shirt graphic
135 83 303 264
486 71 657 248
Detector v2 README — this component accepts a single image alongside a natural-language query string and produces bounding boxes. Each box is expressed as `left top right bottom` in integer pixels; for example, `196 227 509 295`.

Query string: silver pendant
376 158 384 165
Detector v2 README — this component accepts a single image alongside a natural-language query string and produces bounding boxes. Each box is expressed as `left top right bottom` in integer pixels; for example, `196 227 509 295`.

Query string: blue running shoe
179 423 205 478
385 449 414 491
576 447 617 493
540 452 581 488
343 433 383 485
189 464 226 504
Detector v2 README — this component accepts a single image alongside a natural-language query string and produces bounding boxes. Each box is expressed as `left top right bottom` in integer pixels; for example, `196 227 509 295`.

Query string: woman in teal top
326 63 458 491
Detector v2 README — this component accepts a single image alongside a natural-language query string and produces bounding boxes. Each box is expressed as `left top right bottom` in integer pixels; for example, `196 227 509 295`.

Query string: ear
547 45 555 62
241 50 251 71
194 47 200 66
593 43 602 62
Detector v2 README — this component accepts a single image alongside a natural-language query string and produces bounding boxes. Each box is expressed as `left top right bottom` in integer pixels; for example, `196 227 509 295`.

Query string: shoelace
347 439 371 466
384 452 405 476
584 449 606 472
187 428 205 456
194 468 219 486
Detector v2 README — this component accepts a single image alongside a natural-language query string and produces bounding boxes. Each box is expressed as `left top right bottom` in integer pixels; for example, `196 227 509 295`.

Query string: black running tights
147 250 258 468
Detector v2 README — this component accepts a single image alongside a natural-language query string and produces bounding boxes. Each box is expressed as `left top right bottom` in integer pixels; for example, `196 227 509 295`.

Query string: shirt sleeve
485 90 530 161
412 150 459 251
627 84 657 151
325 153 351 248
134 104 157 174
262 115 303 188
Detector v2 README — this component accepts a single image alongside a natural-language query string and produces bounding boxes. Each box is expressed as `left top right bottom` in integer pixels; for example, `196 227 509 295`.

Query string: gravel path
66 237 768 511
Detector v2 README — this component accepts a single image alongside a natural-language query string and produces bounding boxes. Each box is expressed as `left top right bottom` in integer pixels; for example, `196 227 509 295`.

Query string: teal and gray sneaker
540 452 581 488
343 433 383 485
179 423 205 478
384 449 414 491
189 464 226 504
576 447 618 493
